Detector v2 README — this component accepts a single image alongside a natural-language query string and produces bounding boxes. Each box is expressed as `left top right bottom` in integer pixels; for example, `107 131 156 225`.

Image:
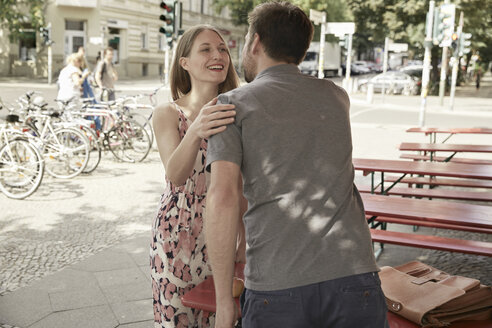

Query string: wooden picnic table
353 158 492 194
406 127 492 143
399 142 492 163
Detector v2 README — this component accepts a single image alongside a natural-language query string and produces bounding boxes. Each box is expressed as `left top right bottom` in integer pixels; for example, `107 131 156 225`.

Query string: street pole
438 0 451 106
439 46 448 105
419 0 435 127
318 13 326 79
449 11 464 111
48 44 52 84
382 37 389 102
344 33 353 92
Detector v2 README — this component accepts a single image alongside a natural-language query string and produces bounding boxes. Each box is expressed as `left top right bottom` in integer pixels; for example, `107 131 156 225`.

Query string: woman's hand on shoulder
188 97 236 139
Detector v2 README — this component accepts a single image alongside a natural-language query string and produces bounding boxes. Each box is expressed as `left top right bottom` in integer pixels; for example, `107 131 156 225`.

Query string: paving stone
117 320 154 328
71 249 137 273
49 286 107 312
95 267 148 288
28 305 118 328
0 287 51 328
110 299 154 325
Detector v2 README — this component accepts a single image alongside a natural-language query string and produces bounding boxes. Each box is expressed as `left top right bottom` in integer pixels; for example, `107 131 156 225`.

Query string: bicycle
18 97 90 179
0 99 44 199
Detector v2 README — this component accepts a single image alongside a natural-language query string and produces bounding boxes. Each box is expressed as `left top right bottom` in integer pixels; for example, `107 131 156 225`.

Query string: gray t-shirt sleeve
205 95 243 171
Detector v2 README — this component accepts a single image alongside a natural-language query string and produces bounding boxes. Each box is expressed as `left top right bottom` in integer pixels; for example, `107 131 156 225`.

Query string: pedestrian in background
57 53 89 102
205 2 388 328
475 62 483 90
77 46 96 101
150 24 245 328
95 47 118 101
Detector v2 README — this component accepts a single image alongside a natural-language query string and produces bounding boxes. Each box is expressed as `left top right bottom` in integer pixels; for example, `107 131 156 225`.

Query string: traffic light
451 33 459 54
39 25 53 46
159 1 175 38
459 32 472 56
338 36 347 48
432 4 455 47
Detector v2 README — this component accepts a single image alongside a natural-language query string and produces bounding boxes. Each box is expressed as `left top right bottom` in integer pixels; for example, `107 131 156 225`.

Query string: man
95 47 118 101
205 2 388 328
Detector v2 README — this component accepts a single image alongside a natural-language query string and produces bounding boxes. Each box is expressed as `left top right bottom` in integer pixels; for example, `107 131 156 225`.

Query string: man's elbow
207 184 240 211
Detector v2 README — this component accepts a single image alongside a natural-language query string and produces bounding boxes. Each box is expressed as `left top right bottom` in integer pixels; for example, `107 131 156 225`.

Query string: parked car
358 71 419 95
341 62 371 75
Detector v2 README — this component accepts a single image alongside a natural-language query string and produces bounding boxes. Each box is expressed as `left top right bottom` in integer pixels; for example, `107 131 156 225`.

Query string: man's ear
250 33 262 54
179 57 189 71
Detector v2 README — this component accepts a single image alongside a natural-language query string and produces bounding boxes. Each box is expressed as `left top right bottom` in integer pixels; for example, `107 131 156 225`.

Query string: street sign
325 22 355 37
309 9 325 25
388 42 408 53
89 37 103 45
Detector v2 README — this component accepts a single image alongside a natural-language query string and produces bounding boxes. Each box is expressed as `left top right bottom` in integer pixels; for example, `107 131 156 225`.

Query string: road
1 75 491 295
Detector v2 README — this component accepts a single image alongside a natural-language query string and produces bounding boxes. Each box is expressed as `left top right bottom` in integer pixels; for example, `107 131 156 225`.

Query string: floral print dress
150 104 214 328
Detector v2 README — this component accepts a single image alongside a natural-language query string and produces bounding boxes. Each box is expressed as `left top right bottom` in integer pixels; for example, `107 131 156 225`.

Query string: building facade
0 0 247 79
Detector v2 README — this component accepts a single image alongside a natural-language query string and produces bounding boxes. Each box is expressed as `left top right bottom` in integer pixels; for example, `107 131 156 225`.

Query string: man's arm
205 160 241 328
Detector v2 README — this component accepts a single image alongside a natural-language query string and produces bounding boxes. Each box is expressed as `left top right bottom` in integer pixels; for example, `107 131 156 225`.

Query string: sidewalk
1 73 491 328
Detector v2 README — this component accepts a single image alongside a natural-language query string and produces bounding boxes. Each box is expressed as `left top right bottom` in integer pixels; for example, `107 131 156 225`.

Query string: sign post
325 22 355 91
309 9 326 79
419 1 435 127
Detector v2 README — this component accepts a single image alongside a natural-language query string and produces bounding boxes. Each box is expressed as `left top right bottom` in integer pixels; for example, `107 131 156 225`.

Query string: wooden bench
368 216 492 234
400 153 492 165
361 193 492 230
358 185 492 202
400 142 492 154
370 229 492 256
383 175 492 189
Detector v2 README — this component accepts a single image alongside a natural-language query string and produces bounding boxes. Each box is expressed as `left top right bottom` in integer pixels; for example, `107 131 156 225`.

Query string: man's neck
255 56 290 77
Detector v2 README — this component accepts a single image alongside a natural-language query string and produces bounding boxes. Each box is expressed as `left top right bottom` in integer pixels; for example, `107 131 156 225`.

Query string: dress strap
173 102 192 122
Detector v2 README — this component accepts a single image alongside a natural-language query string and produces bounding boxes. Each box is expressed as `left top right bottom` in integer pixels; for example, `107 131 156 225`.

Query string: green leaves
1 0 46 40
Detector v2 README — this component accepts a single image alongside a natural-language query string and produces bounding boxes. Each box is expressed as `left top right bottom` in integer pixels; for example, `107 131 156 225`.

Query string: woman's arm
153 98 236 186
71 70 89 86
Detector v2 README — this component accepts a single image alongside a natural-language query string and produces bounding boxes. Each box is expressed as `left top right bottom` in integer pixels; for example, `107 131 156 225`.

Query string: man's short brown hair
247 1 313 65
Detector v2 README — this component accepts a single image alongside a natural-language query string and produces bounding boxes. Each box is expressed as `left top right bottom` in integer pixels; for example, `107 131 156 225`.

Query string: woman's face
181 29 230 86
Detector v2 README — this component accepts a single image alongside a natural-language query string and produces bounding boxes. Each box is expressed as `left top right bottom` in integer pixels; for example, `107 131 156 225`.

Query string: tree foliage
0 0 46 40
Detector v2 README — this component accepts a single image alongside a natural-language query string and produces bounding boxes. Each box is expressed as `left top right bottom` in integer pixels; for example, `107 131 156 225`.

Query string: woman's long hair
170 24 240 101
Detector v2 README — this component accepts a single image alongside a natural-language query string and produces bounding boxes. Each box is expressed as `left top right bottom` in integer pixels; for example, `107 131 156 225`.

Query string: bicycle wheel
129 112 154 147
43 128 89 178
0 138 44 199
107 120 151 163
79 125 101 173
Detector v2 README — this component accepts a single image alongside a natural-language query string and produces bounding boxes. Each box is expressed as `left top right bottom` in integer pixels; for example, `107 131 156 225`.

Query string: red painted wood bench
383 175 492 189
358 184 492 202
181 265 492 327
370 229 492 256
400 142 492 154
368 216 492 234
400 153 492 165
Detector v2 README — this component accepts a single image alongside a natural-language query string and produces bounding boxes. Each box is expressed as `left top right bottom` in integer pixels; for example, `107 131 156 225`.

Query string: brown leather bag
379 261 492 327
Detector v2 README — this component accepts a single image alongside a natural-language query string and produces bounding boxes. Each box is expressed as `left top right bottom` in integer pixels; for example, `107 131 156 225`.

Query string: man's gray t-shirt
206 64 378 291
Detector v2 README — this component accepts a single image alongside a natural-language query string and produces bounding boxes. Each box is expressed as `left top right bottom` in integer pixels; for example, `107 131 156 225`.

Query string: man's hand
216 298 238 328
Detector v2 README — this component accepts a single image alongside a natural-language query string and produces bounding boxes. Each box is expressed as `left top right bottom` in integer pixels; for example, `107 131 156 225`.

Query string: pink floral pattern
150 104 214 327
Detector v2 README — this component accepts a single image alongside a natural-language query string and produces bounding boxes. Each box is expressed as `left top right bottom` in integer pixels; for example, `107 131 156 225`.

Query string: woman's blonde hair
170 24 240 101
66 53 83 66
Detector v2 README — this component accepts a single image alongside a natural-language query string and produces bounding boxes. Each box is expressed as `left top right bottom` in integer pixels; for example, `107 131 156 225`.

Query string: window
141 32 147 49
65 20 84 31
142 63 148 76
18 29 36 61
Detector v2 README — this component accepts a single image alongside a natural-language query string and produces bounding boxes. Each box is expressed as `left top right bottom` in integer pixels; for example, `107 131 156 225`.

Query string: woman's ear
179 57 188 71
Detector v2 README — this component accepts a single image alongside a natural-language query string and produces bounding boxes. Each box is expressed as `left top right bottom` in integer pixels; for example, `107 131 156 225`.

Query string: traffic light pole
419 1 435 127
438 46 448 105
449 11 464 111
317 13 326 80
48 44 52 84
381 37 389 102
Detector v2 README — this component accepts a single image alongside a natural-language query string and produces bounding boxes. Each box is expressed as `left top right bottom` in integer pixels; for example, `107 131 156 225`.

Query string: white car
359 71 418 95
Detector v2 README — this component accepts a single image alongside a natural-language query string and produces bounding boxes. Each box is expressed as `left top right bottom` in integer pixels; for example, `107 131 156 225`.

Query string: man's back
209 64 378 291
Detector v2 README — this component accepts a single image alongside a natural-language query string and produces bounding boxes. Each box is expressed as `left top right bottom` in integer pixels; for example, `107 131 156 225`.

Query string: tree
212 0 351 29
0 0 46 41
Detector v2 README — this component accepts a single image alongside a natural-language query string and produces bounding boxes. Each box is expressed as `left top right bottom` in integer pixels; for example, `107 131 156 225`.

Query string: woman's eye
201 48 210 52
219 48 227 53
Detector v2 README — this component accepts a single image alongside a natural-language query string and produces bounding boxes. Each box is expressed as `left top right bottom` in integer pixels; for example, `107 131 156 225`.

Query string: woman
57 53 89 102
151 25 246 328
